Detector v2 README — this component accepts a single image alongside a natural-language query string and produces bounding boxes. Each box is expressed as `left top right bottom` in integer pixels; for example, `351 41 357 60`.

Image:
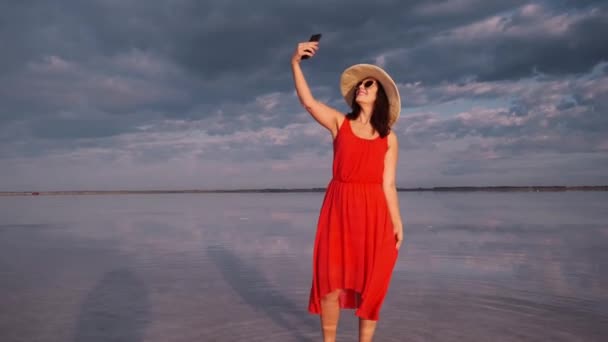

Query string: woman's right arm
291 42 343 134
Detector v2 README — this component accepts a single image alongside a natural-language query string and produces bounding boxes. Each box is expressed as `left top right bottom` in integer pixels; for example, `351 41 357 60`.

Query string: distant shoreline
1 186 607 196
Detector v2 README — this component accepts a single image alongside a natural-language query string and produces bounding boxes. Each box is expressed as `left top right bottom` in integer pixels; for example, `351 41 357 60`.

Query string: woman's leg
358 318 377 342
320 289 341 342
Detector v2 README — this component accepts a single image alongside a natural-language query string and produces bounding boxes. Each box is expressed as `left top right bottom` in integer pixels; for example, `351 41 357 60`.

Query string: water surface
0 192 607 341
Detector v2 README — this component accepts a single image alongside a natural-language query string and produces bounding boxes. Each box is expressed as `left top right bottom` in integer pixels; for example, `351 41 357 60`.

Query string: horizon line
1 185 607 196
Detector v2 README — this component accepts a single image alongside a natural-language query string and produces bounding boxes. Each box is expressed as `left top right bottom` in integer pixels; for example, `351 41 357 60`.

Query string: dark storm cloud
0 0 540 130
386 2 608 84
1 0 608 189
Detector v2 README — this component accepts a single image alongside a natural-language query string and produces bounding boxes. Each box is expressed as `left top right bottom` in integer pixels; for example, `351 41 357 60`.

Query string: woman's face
355 78 378 106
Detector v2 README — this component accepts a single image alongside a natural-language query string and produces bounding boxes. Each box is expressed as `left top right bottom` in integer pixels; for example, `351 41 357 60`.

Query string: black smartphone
302 33 322 60
309 33 322 42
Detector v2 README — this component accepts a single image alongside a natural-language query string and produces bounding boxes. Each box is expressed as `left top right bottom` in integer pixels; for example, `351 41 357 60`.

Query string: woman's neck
357 105 373 125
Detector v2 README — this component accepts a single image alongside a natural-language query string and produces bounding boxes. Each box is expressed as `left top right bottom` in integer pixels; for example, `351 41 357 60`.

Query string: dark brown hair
346 80 391 138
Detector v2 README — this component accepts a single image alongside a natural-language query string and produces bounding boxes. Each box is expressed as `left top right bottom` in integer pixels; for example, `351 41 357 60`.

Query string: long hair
346 81 391 138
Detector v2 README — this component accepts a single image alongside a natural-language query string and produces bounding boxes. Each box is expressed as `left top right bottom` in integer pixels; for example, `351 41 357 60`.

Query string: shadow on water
207 245 318 342
73 269 149 342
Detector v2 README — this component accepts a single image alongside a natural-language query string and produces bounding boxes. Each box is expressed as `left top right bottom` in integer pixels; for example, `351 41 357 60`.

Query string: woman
291 39 404 342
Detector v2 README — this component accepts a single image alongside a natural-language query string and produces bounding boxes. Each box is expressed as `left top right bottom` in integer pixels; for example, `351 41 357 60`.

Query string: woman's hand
291 41 319 64
394 222 404 250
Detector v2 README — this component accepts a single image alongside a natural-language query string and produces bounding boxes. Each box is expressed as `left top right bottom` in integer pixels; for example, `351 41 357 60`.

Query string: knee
322 289 342 302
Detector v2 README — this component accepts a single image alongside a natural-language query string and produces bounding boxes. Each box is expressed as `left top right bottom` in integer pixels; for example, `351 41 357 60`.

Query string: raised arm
291 41 343 135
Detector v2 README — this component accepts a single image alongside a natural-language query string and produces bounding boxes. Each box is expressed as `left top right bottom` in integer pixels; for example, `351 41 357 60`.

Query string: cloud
386 2 608 83
0 0 607 190
399 61 608 154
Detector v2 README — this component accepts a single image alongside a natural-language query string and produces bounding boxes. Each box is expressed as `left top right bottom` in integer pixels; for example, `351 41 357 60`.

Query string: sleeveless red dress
308 117 399 321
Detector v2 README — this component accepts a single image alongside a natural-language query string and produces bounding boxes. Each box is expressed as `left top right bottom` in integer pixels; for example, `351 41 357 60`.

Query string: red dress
308 117 399 321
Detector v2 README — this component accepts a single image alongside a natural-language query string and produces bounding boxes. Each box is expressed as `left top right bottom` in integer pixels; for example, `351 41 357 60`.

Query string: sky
1 0 607 191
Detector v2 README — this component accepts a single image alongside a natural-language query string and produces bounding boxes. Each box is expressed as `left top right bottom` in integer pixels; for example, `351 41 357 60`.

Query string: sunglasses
356 80 376 89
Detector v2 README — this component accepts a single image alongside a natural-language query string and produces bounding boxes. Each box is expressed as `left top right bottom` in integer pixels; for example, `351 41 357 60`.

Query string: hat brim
340 64 401 126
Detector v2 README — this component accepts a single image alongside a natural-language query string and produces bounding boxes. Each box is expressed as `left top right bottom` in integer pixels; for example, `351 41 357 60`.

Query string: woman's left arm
383 131 404 250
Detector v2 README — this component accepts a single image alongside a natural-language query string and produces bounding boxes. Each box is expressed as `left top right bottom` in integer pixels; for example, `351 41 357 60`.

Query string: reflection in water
0 192 607 341
207 245 318 342
73 269 149 342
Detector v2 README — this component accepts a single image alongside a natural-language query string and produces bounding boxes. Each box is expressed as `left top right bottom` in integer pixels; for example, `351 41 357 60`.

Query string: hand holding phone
302 33 322 60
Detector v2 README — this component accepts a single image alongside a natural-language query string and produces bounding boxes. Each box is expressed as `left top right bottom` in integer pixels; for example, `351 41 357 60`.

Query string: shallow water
0 191 607 341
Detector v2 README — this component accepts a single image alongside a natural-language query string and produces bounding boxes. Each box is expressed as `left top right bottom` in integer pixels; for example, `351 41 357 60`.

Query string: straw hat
340 64 401 126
